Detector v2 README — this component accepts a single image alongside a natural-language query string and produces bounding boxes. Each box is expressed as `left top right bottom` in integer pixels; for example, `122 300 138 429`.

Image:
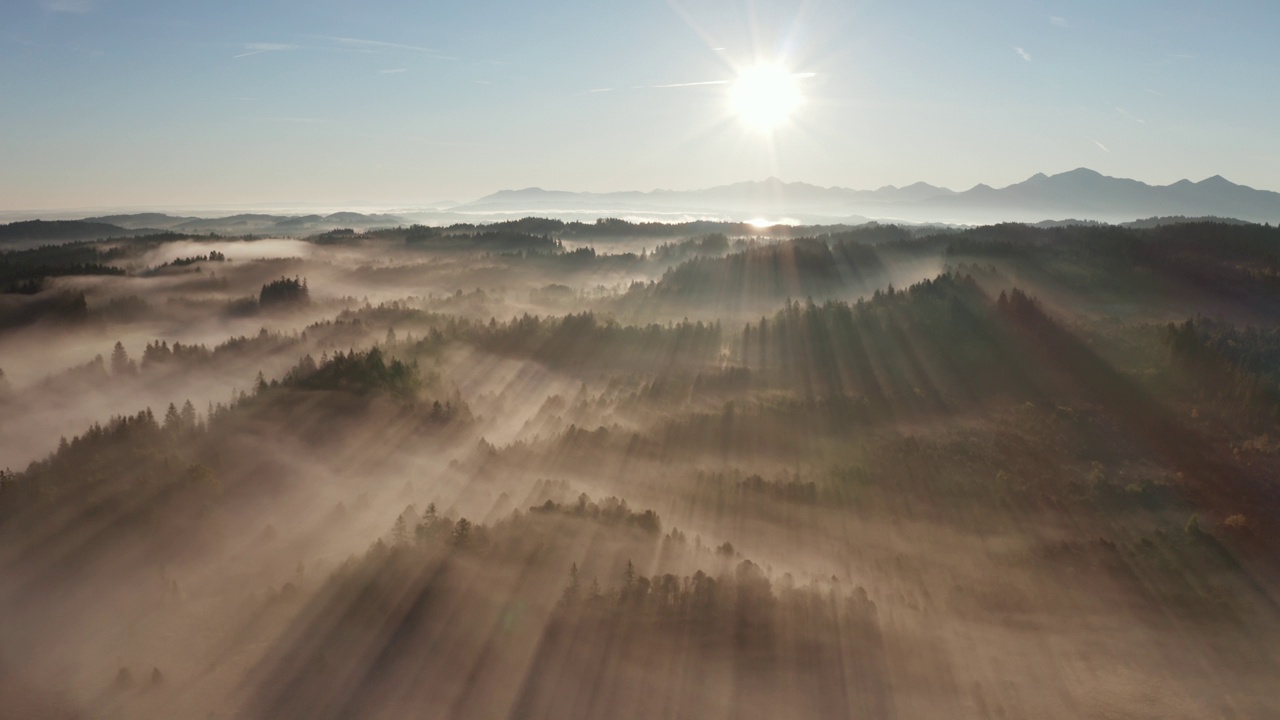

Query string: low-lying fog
2 218 1279 719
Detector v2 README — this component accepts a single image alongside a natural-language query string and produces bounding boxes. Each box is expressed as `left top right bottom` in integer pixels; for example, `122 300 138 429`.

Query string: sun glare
730 63 802 132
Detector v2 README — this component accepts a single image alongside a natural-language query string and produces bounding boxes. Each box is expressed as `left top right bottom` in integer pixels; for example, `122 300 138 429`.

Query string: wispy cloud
1049 16 1069 28
379 68 407 74
234 42 296 59
1116 107 1145 124
41 0 93 13
1094 140 1111 152
1014 47 1032 62
643 80 731 89
314 35 451 58
631 71 813 92
233 36 458 61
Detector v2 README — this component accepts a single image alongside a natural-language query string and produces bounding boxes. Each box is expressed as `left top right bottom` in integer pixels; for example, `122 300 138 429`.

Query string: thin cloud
379 68 408 74
1014 47 1032 62
643 80 731 89
234 43 296 59
1093 140 1111 152
1116 107 1145 124
242 35 460 62
41 0 93 13
314 35 450 57
637 72 812 91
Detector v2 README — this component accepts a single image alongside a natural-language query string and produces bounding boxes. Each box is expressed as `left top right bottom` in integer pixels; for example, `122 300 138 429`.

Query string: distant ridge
0 219 137 244
5 171 1279 234
0 212 408 243
456 169 1280 225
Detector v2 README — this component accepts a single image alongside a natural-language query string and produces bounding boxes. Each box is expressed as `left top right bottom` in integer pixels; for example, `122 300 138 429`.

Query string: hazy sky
3 0 1278 211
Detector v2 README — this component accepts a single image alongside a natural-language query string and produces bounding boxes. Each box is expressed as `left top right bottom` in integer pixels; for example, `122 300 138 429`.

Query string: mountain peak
1197 174 1234 187
1055 167 1105 180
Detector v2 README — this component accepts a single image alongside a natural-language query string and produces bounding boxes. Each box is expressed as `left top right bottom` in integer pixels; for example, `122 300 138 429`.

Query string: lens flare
729 63 802 132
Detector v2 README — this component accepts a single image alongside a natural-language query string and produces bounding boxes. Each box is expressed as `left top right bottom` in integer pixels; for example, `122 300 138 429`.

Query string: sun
729 63 802 132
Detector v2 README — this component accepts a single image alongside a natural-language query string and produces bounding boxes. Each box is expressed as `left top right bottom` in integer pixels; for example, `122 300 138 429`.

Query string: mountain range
453 168 1280 225
3 169 1278 243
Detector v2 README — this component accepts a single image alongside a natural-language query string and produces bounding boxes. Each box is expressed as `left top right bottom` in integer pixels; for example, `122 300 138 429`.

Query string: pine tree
452 517 472 548
163 403 181 433
416 503 439 543
180 400 197 430
562 562 581 603
111 341 135 376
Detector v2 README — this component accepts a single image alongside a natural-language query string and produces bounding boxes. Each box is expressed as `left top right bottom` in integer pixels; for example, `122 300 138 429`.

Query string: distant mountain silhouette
0 220 136 244
82 213 199 230
456 169 1280 224
0 212 406 244
7 172 1277 233
164 212 403 234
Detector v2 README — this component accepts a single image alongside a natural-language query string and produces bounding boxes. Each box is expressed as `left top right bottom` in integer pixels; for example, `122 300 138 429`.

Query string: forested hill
0 220 138 244
3 217 1280 719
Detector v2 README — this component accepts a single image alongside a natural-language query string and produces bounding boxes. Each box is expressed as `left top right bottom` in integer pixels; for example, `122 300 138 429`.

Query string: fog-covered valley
3 217 1280 719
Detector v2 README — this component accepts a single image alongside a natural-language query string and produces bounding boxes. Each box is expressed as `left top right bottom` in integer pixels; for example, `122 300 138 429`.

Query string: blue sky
2 0 1278 211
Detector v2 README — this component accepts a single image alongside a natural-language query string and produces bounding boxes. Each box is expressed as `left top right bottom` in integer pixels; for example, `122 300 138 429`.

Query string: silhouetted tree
163 403 181 433
452 517 472 548
391 514 409 545
259 276 310 307
110 341 136 376
180 400 197 430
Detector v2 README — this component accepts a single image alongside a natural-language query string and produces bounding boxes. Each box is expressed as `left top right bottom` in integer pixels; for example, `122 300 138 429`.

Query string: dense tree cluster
0 241 125 292
155 250 226 269
259 276 310 307
530 493 662 534
279 347 421 398
140 329 303 371
737 273 1011 406
1165 318 1280 425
